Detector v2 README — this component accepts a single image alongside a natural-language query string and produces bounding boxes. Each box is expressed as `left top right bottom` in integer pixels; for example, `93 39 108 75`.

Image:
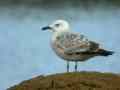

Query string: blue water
0 5 120 90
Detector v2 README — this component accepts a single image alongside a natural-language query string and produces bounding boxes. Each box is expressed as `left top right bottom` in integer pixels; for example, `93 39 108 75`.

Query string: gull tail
97 49 114 56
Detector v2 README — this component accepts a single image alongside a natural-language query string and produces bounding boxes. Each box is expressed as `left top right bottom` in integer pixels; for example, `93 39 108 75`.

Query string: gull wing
55 32 99 54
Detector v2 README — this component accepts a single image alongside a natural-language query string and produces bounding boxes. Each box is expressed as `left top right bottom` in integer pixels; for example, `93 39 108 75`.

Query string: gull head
42 20 70 33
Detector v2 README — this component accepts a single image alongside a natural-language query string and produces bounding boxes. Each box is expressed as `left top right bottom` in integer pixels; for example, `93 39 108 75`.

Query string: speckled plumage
52 31 99 61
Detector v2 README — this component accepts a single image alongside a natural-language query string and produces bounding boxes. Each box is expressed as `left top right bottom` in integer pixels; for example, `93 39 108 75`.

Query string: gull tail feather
97 49 114 56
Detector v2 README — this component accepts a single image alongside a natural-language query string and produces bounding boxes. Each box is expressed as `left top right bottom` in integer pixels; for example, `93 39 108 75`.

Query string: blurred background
0 0 120 90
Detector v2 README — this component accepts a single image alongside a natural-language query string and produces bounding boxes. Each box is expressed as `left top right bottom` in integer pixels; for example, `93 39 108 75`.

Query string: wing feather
55 32 99 55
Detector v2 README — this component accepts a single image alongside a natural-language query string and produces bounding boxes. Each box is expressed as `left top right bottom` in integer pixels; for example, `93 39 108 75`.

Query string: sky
0 1 120 90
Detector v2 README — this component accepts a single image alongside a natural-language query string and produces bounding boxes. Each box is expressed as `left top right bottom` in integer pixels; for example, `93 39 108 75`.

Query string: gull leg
67 61 69 72
75 61 78 72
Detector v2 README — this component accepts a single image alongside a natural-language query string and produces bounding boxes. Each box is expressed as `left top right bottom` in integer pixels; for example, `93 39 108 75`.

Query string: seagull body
52 31 97 61
42 20 114 72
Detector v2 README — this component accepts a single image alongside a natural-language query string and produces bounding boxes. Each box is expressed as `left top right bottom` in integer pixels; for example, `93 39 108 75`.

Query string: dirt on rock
7 71 120 90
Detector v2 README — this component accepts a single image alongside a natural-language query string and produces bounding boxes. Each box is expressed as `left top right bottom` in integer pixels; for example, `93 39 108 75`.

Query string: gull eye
55 24 60 27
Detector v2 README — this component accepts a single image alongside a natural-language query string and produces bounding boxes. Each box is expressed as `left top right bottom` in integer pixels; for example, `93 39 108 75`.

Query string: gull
42 20 114 72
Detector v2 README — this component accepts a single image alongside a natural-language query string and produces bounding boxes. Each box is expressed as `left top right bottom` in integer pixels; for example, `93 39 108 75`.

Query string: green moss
7 71 120 90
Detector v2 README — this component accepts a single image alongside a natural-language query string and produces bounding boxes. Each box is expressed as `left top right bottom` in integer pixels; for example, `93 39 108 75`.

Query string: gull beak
41 26 52 31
